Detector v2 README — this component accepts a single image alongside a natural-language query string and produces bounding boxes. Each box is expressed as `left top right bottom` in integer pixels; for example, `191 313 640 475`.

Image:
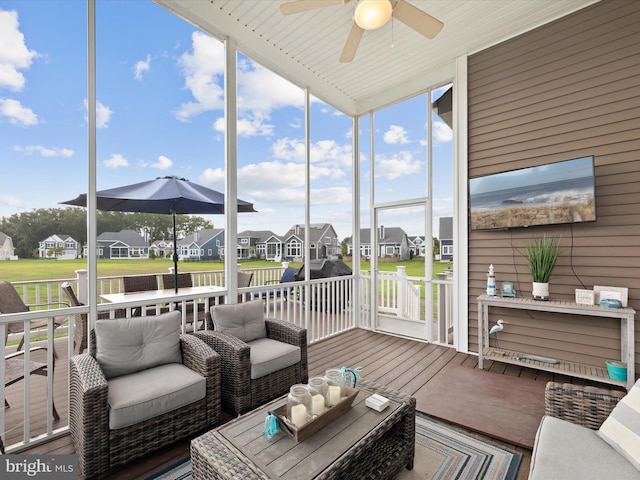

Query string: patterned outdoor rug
148 414 522 480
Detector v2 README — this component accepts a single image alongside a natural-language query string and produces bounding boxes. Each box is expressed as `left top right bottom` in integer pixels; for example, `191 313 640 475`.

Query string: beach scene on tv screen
469 156 596 230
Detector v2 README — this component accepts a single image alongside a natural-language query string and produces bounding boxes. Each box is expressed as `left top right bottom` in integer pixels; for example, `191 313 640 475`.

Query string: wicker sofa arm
265 318 307 346
544 382 625 430
191 330 251 379
180 334 220 377
180 334 221 427
69 353 109 476
191 330 251 412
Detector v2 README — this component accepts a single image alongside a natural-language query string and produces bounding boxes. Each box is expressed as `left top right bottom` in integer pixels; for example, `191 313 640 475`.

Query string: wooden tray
273 386 359 442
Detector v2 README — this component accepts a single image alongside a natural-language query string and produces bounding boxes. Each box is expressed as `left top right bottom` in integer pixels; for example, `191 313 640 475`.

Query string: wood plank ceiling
155 0 599 115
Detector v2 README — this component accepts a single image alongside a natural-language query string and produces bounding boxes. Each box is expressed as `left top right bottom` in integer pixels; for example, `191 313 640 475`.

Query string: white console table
477 294 636 390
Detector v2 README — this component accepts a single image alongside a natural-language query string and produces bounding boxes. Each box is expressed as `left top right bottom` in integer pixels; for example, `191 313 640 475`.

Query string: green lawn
1 257 450 282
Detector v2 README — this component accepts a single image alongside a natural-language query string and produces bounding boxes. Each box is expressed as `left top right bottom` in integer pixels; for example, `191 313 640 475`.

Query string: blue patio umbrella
61 175 257 292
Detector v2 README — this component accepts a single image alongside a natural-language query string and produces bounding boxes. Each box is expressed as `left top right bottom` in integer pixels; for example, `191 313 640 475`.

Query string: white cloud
383 125 410 144
237 61 303 113
0 98 37 126
96 101 112 128
150 155 172 169
176 33 305 122
14 145 74 157
200 159 339 201
84 99 113 128
375 151 422 180
134 54 151 80
0 8 39 92
213 112 275 137
103 153 128 168
271 137 352 169
175 31 225 121
433 120 453 143
0 193 24 208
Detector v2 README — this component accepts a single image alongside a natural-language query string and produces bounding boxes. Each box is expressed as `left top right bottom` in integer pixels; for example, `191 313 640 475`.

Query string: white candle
291 404 307 428
312 394 325 415
328 385 341 406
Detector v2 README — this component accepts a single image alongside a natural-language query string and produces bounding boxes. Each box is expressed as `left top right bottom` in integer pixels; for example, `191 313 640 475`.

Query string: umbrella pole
172 211 179 293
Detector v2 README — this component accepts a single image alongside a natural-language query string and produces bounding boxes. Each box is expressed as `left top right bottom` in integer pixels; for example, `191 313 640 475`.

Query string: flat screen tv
469 156 596 231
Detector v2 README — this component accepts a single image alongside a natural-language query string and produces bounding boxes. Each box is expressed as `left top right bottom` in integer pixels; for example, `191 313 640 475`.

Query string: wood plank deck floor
6 328 599 479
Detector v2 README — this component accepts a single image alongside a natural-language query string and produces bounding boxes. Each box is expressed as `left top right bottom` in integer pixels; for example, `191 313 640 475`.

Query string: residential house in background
38 234 81 259
0 232 16 260
237 230 277 259
347 226 411 260
149 239 174 258
261 232 284 261
280 223 340 262
439 217 453 262
408 235 426 257
177 228 224 260
90 230 149 259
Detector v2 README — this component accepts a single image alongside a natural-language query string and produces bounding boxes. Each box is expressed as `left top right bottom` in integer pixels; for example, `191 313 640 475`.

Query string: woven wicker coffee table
191 378 416 480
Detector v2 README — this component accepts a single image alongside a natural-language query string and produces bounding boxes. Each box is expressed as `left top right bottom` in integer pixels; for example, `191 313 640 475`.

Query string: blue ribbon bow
341 366 363 388
264 413 280 439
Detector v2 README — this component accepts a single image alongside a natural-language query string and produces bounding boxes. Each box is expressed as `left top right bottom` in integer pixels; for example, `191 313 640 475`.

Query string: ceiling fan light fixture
354 0 393 30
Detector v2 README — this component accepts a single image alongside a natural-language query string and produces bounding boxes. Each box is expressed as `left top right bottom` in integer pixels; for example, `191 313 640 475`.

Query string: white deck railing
0 264 453 453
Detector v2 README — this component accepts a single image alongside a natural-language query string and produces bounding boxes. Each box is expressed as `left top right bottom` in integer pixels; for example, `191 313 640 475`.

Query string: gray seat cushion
529 415 640 480
107 363 206 430
96 311 182 379
248 337 301 380
211 299 267 343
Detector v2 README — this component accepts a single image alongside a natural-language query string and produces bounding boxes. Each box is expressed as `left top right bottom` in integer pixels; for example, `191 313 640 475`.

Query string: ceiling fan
279 0 444 63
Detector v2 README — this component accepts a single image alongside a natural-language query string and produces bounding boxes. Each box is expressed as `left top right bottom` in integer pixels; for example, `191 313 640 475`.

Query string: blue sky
0 0 453 241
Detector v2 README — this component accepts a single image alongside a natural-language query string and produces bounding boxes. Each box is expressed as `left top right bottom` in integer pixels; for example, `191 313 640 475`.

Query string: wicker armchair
544 382 625 429
193 300 307 415
69 311 221 478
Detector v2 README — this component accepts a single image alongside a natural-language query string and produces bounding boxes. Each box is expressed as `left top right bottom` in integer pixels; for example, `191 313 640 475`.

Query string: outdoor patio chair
69 310 221 478
0 280 67 357
192 298 307 415
122 274 167 316
237 271 254 303
161 273 207 331
251 267 297 301
5 347 59 422
60 282 125 355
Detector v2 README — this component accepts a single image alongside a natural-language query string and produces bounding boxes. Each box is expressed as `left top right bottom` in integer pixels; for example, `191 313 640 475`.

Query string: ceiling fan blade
280 0 346 15
339 22 365 63
392 0 443 39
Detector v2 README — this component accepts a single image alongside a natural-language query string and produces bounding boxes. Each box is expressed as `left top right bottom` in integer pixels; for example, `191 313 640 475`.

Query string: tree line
0 208 212 259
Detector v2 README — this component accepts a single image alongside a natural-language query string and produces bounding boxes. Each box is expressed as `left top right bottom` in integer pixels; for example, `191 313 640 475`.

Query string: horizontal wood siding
467 0 640 374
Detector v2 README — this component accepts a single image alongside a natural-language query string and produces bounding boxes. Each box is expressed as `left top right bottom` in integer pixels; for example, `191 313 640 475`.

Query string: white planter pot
532 282 550 301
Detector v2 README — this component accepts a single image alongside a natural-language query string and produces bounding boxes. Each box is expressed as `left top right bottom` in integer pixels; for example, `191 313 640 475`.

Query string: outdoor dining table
100 285 226 329
100 285 225 305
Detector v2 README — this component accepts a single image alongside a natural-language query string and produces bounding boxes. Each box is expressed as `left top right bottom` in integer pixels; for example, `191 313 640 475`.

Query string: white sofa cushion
96 311 182 379
248 337 301 379
107 363 206 430
597 379 640 471
530 415 640 479
211 299 267 343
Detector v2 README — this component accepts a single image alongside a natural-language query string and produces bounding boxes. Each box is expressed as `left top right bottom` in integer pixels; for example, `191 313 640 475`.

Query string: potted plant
524 234 560 300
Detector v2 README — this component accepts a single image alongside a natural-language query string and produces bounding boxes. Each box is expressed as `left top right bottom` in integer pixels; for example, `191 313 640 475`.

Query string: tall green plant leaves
525 235 560 283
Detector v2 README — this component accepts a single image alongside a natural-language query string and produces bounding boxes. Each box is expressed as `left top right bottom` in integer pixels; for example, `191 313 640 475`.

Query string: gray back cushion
211 299 266 343
95 310 182 379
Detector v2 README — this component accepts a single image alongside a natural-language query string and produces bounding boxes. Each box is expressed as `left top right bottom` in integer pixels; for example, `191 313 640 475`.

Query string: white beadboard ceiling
155 0 599 116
